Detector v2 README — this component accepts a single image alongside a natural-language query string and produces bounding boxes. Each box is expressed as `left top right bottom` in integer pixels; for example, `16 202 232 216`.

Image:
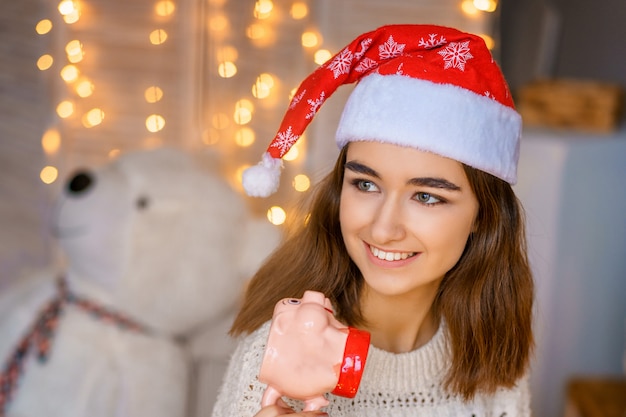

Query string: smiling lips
369 245 417 261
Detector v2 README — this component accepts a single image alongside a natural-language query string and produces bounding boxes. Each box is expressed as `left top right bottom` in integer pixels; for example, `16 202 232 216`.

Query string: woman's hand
253 399 328 417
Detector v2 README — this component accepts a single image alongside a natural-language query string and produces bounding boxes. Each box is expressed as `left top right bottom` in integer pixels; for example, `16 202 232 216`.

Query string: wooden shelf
564 377 626 417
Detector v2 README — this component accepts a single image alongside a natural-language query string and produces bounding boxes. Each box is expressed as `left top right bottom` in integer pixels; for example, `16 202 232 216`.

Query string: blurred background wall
1 1 624 416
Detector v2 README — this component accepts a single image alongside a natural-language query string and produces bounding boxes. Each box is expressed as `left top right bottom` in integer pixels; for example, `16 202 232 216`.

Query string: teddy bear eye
136 196 150 210
287 299 301 305
67 171 93 194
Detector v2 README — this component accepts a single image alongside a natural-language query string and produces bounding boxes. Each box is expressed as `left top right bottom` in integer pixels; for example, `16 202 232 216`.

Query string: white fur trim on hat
242 152 283 197
335 73 522 184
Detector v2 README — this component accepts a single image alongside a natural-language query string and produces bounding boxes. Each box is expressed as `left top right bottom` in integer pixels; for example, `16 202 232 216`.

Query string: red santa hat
242 24 522 197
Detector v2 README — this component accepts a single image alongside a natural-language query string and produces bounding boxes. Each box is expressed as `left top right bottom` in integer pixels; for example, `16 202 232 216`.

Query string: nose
370 197 406 244
67 171 93 194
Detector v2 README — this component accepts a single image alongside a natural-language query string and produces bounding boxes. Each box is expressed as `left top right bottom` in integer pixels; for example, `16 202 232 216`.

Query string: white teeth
370 245 415 261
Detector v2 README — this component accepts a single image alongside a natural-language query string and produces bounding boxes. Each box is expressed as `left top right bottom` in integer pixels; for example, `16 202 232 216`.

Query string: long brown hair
231 145 534 399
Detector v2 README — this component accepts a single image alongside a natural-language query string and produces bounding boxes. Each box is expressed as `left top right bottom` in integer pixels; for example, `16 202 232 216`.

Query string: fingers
253 399 329 417
254 402 295 417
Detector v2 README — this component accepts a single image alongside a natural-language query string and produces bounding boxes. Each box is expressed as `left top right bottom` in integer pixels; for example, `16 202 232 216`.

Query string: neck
360 286 440 353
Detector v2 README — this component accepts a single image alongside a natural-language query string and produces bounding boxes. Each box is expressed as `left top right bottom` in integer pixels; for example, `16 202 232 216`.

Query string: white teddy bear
0 148 279 417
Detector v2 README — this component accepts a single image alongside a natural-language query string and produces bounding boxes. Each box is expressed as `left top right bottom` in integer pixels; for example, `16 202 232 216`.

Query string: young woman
212 24 534 417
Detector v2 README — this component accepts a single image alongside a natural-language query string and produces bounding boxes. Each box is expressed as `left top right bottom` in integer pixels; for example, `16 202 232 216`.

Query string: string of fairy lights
35 0 179 187
33 0 499 227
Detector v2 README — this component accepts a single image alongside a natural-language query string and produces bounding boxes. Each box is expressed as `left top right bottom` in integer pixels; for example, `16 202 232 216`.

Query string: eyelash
349 178 446 206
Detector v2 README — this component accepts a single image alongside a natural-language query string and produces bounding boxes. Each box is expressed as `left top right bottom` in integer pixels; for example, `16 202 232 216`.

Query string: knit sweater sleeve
211 322 270 417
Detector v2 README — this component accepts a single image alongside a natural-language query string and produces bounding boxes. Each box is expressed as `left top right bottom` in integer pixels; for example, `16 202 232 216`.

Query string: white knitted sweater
211 321 530 416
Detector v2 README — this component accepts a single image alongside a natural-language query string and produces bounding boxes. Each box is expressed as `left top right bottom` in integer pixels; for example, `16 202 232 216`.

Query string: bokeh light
149 29 168 45
37 54 54 71
293 174 310 192
146 114 166 132
41 128 61 155
35 19 53 35
56 100 75 118
144 86 164 103
267 206 286 225
40 166 59 184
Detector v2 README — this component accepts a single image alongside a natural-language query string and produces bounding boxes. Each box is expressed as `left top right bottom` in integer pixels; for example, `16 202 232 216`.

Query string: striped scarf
0 277 150 416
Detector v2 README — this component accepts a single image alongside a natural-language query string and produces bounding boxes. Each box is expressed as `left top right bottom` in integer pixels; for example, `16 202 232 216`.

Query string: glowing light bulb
75 79 94 97
254 0 273 19
41 128 61 155
63 9 80 24
218 61 237 78
290 2 308 19
461 0 479 16
85 107 104 127
65 40 84 63
252 73 275 99
155 0 176 17
56 100 74 118
314 49 332 65
258 73 275 88
234 108 252 125
58 0 76 15
234 127 256 147
60 64 79 82
36 19 53 35
252 83 270 99
40 166 59 185
283 145 299 161
150 29 168 45
146 114 166 132
144 86 164 103
301 31 321 48
246 23 266 40
236 98 254 112
474 0 498 12
293 174 310 192
267 206 286 225
233 99 253 125
37 54 53 71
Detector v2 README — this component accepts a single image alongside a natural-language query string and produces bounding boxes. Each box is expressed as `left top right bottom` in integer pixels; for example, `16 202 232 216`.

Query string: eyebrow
345 160 462 191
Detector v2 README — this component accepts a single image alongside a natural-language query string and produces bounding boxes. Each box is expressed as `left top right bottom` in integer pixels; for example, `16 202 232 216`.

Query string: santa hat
242 24 522 197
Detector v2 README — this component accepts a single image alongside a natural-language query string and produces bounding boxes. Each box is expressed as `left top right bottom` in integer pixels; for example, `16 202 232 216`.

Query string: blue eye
415 192 441 205
353 179 378 192
287 299 301 305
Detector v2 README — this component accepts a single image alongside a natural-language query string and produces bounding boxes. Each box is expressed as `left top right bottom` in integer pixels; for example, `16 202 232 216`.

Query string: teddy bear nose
67 171 93 194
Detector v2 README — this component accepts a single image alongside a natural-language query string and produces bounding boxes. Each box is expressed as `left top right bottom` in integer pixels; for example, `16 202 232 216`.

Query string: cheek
339 190 367 238
418 212 475 262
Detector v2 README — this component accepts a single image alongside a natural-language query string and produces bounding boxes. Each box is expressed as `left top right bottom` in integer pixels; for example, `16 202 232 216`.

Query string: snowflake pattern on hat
438 41 474 71
242 24 521 197
378 35 405 59
269 126 299 156
418 33 447 49
328 49 353 79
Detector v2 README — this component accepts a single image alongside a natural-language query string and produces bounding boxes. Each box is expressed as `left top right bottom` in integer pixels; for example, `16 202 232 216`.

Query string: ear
471 215 480 234
271 313 287 335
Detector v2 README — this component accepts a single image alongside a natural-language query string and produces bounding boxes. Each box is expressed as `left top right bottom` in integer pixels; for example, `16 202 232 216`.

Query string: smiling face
339 141 479 301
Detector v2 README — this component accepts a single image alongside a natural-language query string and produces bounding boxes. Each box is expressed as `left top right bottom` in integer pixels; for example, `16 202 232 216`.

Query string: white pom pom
242 153 283 197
